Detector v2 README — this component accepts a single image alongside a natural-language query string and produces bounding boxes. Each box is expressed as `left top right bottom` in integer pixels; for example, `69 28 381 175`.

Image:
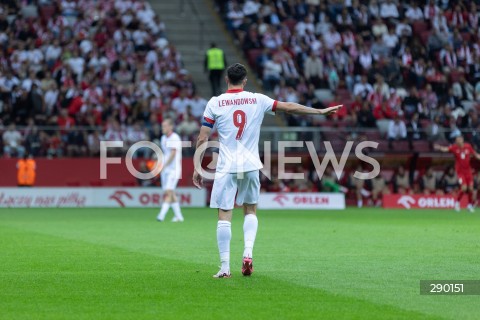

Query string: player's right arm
193 125 211 189
275 101 342 115
193 99 216 189
433 144 450 153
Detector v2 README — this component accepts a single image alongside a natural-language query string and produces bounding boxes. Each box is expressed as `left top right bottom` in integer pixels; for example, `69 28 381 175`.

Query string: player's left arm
193 126 212 189
276 101 342 115
471 145 480 160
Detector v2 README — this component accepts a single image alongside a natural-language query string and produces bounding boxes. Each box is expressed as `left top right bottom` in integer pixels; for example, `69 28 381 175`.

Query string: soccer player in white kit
156 118 185 222
193 64 341 278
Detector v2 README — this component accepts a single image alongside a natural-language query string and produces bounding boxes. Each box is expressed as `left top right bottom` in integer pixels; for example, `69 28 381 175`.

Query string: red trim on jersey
204 117 215 124
272 100 278 112
226 89 243 93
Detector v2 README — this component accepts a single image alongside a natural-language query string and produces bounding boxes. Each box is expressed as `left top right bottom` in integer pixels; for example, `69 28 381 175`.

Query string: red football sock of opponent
467 191 473 205
457 191 464 202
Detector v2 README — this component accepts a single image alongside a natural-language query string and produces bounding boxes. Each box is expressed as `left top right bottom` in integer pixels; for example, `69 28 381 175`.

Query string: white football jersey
160 132 182 177
203 89 277 173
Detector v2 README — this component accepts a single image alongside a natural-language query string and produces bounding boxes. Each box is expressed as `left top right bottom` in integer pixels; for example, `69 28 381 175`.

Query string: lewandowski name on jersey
218 97 258 107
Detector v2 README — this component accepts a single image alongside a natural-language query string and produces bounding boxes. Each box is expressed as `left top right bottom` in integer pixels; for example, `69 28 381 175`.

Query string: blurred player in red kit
434 135 480 212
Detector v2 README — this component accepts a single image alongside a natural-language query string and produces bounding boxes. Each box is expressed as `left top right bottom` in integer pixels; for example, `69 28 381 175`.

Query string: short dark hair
163 117 174 126
227 63 247 85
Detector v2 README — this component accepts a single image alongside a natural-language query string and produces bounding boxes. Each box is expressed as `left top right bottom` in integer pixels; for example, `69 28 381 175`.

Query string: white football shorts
210 170 260 210
161 171 179 190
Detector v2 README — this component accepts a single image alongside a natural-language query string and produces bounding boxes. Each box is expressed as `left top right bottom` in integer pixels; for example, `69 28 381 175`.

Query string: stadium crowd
0 0 205 158
219 0 480 151
0 0 478 206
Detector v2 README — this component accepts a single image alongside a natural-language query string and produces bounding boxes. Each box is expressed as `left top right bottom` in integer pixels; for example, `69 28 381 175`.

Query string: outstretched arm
193 126 212 189
474 151 480 161
276 101 343 116
433 144 450 153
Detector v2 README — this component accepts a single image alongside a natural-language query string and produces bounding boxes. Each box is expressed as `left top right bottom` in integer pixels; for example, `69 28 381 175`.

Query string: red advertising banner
383 194 469 209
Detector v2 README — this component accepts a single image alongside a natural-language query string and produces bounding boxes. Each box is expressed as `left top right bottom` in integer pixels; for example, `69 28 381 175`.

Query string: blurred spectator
440 166 458 193
391 166 411 194
452 76 474 102
44 82 59 115
371 17 388 37
66 128 86 157
324 25 341 50
396 17 412 37
383 28 399 51
370 37 389 61
126 122 148 157
443 88 462 109
420 84 438 115
171 89 192 116
87 131 101 157
353 75 373 99
371 174 390 206
357 102 376 128
402 88 423 118
177 113 200 138
461 110 479 131
104 121 126 155
189 94 208 120
373 101 394 120
304 51 324 88
346 165 372 208
405 2 424 21
326 61 339 92
46 133 63 158
407 113 423 148
3 124 24 157
263 55 282 91
380 0 399 20
420 167 440 195
25 126 41 156
0 71 19 103
387 113 407 148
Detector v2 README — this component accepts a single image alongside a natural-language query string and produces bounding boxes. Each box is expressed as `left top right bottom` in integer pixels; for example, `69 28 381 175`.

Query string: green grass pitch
0 207 479 320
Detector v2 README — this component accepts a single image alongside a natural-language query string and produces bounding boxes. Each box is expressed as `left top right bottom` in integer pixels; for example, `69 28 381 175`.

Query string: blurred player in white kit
156 118 184 222
193 63 342 278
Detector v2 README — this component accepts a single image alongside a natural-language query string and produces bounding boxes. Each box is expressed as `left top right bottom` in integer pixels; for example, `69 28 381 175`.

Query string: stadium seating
218 0 480 154
0 0 200 158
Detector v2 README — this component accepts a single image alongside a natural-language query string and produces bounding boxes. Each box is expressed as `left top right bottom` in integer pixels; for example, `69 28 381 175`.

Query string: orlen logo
273 194 288 206
294 196 329 205
109 190 133 207
417 197 455 208
397 195 416 209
